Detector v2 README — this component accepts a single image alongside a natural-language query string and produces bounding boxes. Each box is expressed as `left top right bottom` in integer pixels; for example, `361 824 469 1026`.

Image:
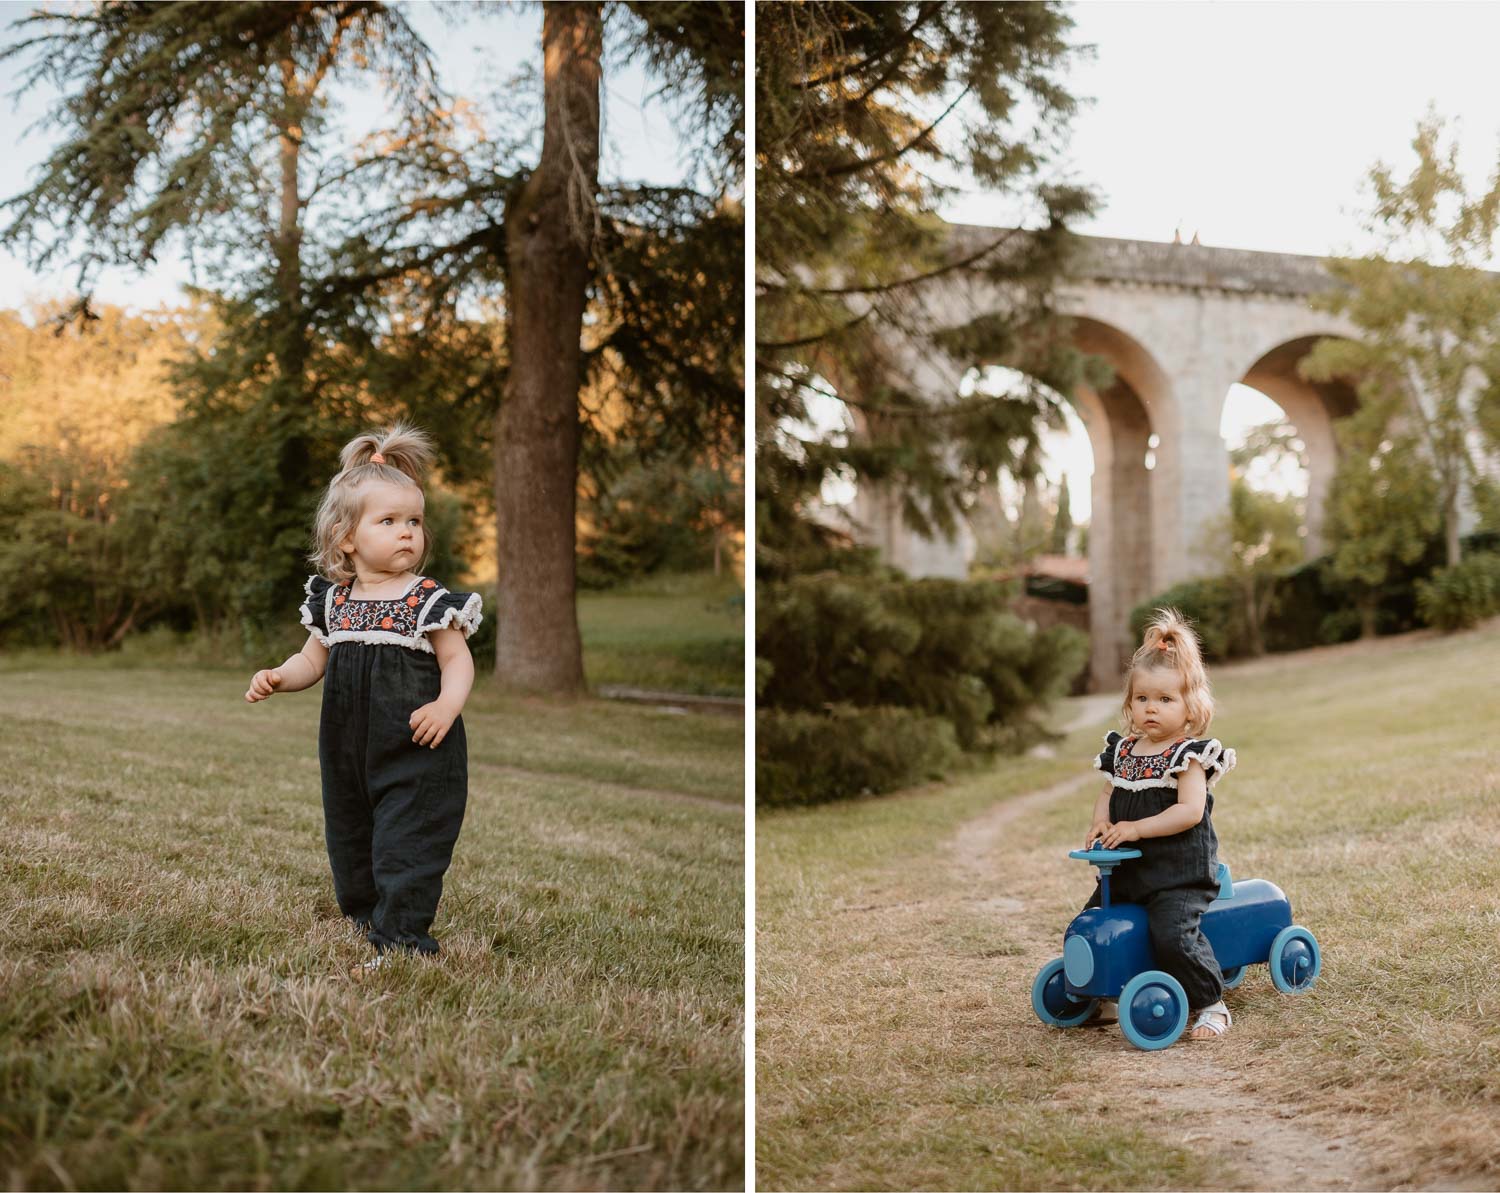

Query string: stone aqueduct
848 228 1363 691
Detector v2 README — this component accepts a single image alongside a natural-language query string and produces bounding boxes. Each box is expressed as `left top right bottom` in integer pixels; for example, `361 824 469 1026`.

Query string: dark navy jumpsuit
299 574 481 954
1086 731 1237 1007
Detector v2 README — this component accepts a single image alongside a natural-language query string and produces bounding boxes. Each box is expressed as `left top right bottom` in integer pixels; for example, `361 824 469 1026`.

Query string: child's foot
1188 1001 1231 1040
1085 999 1118 1026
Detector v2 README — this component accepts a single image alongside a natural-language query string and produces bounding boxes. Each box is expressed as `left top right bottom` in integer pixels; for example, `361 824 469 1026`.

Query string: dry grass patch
758 624 1500 1190
0 662 743 1191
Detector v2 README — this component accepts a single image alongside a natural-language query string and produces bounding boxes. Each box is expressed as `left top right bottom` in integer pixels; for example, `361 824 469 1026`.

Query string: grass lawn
0 661 744 1190
757 623 1500 1191
576 572 744 699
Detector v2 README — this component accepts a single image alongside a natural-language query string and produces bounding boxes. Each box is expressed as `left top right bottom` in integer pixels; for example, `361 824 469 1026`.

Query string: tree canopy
1 2 745 677
1302 113 1500 567
755 0 1102 579
2 2 442 321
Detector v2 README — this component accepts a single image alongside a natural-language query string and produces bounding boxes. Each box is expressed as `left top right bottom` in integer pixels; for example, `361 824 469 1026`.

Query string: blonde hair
309 423 437 584
1120 607 1215 736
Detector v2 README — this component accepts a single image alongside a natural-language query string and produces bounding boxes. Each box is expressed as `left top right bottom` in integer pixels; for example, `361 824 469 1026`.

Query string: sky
948 1 1500 259
0 1 693 310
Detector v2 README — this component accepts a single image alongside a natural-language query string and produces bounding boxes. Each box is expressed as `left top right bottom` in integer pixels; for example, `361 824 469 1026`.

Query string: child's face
1129 665 1190 740
341 480 426 575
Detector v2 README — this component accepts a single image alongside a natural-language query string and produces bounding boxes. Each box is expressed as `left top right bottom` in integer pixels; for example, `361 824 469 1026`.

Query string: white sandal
348 953 390 979
1189 1002 1231 1039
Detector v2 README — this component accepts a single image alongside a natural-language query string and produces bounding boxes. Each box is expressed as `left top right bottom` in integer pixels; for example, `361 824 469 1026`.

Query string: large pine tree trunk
495 1 601 692
274 58 307 383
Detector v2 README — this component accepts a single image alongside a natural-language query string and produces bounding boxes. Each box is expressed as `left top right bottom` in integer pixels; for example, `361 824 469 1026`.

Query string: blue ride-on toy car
1031 845 1321 1050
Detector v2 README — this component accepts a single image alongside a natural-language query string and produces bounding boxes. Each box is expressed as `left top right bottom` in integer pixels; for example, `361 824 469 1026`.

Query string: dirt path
945 770 1383 1191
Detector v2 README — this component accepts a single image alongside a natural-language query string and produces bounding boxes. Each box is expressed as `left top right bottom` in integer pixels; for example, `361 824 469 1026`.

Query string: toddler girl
244 423 483 972
1084 608 1237 1040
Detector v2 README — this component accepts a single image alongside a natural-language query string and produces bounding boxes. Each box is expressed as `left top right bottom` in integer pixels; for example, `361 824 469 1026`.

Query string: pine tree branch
306 3 369 94
794 2 944 90
756 306 874 350
305 153 389 202
762 227 1022 297
793 85 971 181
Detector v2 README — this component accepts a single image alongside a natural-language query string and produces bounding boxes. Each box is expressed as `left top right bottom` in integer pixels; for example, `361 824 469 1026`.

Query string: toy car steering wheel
1067 843 1142 866
1067 842 1141 909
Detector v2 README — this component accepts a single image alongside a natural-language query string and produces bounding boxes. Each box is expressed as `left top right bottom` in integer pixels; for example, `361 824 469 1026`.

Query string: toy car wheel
1268 925 1321 993
1220 965 1247 990
1118 969 1189 1050
1031 957 1099 1028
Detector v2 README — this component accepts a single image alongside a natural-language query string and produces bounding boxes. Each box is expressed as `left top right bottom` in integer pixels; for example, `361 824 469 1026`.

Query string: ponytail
338 422 435 485
1121 607 1215 734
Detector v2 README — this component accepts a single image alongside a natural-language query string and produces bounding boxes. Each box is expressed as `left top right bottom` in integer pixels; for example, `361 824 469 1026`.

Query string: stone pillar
1071 385 1118 691
1107 387 1156 665
1071 379 1161 688
1157 350 1235 586
846 345 974 579
854 485 971 577
1251 378 1339 557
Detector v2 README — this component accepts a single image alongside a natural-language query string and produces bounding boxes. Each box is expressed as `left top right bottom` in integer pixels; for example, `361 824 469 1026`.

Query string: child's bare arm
408 628 474 747
1097 761 1208 847
245 634 329 702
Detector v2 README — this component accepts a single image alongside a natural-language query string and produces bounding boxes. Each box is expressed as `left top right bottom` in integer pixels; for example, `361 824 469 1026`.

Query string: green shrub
1261 560 1333 651
755 574 1088 803
1259 558 1387 651
1316 607 1371 645
755 705 960 806
1132 534 1500 658
575 451 729 590
1415 553 1500 631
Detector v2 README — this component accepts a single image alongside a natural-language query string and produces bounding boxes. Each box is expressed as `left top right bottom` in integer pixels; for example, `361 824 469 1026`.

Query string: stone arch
912 312 1182 696
1063 317 1176 688
952 315 1173 689
1234 334 1358 555
837 230 1383 695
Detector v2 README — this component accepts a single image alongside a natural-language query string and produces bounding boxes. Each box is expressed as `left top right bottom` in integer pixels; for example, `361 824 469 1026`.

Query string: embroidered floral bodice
1094 732 1236 792
299 574 482 654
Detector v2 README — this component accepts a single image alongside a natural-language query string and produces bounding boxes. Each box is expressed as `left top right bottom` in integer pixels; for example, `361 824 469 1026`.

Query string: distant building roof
1003 554 1089 585
1032 555 1088 584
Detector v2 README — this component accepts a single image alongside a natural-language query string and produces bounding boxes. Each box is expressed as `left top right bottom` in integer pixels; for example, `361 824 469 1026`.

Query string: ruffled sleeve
299 575 333 645
1093 731 1124 777
1167 738 1236 786
417 587 484 641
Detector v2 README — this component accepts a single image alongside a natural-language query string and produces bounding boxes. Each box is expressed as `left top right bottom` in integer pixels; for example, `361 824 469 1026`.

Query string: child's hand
245 668 282 703
409 701 458 748
1098 821 1142 849
1085 818 1112 850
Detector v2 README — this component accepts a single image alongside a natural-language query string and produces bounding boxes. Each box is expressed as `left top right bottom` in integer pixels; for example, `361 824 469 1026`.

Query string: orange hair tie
369 452 386 465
